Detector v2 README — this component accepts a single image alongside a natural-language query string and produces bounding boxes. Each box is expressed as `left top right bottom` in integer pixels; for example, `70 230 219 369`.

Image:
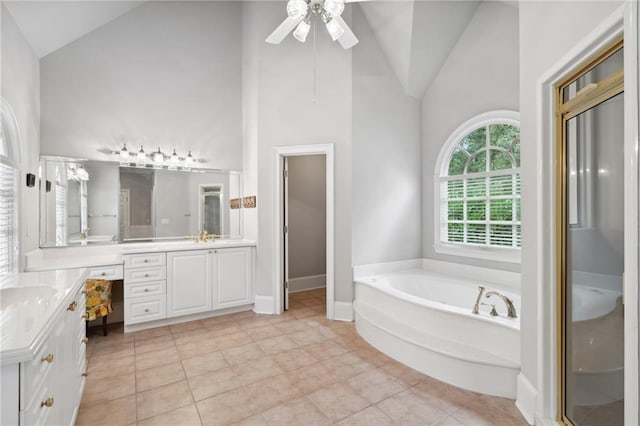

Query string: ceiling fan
266 0 361 50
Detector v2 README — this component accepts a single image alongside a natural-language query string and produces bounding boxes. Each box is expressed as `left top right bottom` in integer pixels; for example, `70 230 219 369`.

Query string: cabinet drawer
124 253 166 269
22 336 56 410
88 265 123 280
125 267 166 283
24 378 55 426
125 280 166 299
125 295 166 325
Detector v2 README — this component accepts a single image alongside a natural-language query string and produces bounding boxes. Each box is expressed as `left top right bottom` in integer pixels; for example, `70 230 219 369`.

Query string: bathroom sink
0 286 59 311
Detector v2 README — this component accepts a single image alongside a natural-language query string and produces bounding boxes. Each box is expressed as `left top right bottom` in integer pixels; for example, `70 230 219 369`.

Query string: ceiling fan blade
333 16 359 49
266 16 303 45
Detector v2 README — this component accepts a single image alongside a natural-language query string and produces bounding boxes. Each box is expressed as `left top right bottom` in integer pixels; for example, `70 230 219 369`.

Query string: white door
213 248 251 309
167 250 212 317
283 158 290 310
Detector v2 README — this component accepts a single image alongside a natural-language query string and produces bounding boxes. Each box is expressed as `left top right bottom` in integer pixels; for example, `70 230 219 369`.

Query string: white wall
518 0 624 417
351 6 422 266
242 2 352 303
39 1 243 170
1 5 41 265
288 155 326 280
422 1 520 272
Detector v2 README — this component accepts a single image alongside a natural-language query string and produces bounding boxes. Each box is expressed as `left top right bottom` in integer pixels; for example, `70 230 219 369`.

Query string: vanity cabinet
124 246 254 330
1 286 87 426
167 250 213 317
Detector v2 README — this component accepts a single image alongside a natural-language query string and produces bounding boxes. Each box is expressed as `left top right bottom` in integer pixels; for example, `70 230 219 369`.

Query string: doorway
283 155 327 313
556 36 625 425
273 144 335 319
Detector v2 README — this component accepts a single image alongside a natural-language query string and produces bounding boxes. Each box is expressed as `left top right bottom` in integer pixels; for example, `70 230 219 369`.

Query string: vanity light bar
114 145 198 169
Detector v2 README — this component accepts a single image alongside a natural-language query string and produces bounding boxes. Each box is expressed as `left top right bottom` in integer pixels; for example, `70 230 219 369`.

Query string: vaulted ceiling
4 0 496 99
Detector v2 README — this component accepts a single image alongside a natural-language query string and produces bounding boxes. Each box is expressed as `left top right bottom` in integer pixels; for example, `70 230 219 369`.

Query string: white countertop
24 239 256 271
0 269 88 364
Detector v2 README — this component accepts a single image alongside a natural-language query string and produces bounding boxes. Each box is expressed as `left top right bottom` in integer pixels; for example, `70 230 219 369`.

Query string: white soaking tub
354 266 521 398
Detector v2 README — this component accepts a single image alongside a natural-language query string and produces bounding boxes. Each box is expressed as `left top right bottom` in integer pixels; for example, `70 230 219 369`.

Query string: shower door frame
555 35 625 426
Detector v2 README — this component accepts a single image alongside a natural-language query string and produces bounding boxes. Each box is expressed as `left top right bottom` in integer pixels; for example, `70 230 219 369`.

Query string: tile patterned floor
77 289 528 426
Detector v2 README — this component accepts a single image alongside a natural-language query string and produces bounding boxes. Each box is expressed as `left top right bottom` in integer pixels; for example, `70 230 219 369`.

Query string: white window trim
433 110 521 264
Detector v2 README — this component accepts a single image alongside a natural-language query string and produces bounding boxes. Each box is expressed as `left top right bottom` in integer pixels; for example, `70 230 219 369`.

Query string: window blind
0 161 18 277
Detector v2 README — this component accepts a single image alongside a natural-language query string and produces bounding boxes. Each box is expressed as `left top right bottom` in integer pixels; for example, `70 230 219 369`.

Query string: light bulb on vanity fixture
170 149 179 166
185 150 194 167
137 146 147 165
119 144 129 162
152 147 164 164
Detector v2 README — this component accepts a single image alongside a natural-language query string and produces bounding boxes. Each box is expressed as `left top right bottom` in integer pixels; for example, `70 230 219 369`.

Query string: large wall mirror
40 156 242 247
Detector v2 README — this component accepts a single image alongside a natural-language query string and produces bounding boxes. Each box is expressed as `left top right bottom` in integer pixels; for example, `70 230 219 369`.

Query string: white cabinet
167 250 213 317
213 248 252 309
0 286 87 426
123 253 167 325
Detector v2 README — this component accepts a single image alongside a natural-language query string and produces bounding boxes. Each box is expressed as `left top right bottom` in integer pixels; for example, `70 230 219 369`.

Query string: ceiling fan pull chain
312 20 318 103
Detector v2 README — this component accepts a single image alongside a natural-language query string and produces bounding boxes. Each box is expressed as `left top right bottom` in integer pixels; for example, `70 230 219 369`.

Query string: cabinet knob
144 309 150 313
82 314 89 320
144 274 149 278
82 372 88 377
214 250 217 254
82 337 89 344
101 272 107 276
144 288 149 292
67 301 77 312
143 259 149 263
41 353 54 363
41 397 54 408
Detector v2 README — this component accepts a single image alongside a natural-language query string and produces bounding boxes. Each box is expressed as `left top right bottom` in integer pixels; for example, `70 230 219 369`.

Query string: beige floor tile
135 335 175 354
182 350 229 378
334 406 393 426
136 361 186 392
272 347 317 371
274 320 308 335
188 367 243 401
233 356 283 385
412 378 479 415
174 328 212 345
286 363 338 394
288 328 327 346
76 395 137 426
346 369 406 403
222 343 265 366
376 389 448 425
255 335 298 355
305 340 349 361
214 331 254 350
244 374 302 411
138 403 202 426
90 341 136 357
88 354 136 380
307 381 371 422
196 387 258 426
323 352 375 379
351 348 391 367
228 414 268 426
89 344 136 364
170 320 205 334
478 394 524 420
244 325 282 340
432 416 467 426
136 346 181 371
262 397 331 426
81 373 136 407
450 396 528 426
137 380 194 420
177 339 219 360
134 326 172 342
378 360 426 387
207 323 242 337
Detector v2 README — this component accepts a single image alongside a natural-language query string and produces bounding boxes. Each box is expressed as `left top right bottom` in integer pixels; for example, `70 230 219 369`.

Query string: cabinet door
213 248 252 309
167 250 212 317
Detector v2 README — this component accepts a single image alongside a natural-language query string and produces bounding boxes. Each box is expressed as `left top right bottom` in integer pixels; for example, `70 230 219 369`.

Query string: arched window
435 111 520 263
0 98 21 279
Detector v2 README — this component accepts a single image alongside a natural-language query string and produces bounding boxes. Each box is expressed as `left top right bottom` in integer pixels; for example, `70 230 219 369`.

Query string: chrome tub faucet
486 291 518 318
472 286 485 315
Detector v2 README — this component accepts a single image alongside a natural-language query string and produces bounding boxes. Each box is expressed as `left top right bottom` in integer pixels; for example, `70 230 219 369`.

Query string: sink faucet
485 291 518 318
472 286 485 315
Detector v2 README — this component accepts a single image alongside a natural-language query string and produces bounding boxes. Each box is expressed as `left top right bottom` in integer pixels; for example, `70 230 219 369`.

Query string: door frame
532 3 638 424
273 144 335 319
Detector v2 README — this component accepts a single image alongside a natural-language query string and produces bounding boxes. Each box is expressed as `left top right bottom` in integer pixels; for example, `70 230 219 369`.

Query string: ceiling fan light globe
286 0 308 19
325 18 344 41
324 0 344 17
293 20 311 42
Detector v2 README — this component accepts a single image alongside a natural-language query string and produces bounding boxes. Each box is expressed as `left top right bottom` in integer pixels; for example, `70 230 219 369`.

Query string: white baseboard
516 373 537 425
253 295 275 314
289 274 326 293
334 301 354 322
